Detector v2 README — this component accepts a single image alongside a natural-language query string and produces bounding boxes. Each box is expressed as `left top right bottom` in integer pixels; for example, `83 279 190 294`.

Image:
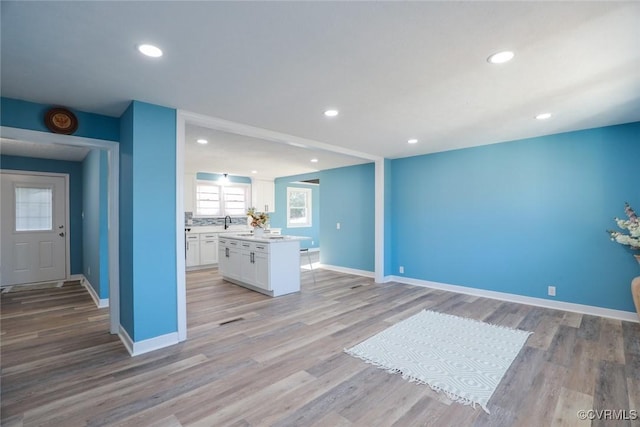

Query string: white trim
176 111 187 342
108 145 120 335
118 325 180 357
70 274 109 308
0 169 71 282
318 264 375 278
389 275 640 323
374 159 384 284
1 126 120 335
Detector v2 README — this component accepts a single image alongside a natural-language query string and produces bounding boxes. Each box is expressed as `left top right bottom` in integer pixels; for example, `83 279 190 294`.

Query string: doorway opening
0 126 120 334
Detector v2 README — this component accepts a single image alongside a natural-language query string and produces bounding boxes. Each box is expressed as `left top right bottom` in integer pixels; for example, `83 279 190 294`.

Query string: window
287 187 312 228
195 181 249 217
15 186 53 231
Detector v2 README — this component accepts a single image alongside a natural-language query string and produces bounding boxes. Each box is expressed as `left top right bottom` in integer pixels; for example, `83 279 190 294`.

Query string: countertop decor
247 208 269 229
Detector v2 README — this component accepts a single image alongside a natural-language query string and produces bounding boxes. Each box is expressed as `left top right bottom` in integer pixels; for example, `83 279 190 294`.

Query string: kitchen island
218 233 309 297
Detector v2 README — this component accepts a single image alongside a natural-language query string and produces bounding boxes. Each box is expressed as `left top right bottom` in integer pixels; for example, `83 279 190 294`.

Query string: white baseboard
118 325 180 357
318 264 375 278
70 274 109 308
388 275 639 323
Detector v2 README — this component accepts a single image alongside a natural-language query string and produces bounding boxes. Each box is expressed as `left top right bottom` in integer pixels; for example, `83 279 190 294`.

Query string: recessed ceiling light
324 109 339 117
196 139 208 144
408 139 418 144
310 158 319 163
137 44 163 58
487 51 514 64
535 113 552 120
251 170 258 174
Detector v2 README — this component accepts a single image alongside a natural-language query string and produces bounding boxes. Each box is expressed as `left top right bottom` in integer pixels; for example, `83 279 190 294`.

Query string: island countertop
219 232 310 244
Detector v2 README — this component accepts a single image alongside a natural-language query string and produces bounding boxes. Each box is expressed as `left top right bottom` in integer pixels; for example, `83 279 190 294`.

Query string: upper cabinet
252 179 275 213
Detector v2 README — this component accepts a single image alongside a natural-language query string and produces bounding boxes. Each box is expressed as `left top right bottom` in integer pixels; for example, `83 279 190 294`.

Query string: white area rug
345 310 532 413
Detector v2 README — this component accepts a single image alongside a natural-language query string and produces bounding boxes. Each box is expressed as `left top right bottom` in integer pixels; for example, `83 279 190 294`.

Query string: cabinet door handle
251 252 255 264
225 247 229 258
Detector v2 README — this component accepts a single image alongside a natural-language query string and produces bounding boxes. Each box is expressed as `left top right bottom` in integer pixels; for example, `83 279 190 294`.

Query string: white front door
1 172 67 286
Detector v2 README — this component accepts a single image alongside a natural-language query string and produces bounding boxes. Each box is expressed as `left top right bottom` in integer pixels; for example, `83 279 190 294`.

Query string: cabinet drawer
253 243 269 254
200 233 218 240
186 234 200 242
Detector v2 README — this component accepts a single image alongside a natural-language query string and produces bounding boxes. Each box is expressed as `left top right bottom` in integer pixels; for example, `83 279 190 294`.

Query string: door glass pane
15 186 53 231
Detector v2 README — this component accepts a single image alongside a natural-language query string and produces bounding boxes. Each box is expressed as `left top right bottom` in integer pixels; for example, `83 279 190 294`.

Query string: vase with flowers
607 202 640 320
247 208 269 237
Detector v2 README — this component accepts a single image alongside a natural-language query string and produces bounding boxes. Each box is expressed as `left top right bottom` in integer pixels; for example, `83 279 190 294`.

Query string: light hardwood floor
1 267 639 427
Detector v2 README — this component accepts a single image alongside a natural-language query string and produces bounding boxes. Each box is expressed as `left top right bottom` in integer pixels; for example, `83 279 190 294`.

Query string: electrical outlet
399 266 404 274
311 241 314 245
548 285 556 296
336 222 341 230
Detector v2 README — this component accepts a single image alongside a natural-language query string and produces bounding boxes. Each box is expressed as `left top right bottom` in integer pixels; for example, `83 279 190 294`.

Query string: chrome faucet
224 215 232 230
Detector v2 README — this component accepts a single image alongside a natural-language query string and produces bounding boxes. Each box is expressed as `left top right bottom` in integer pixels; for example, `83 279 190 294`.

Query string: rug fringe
344 348 492 414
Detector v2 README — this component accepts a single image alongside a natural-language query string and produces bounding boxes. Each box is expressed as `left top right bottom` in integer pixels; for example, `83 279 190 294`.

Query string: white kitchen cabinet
219 238 241 281
252 179 275 213
237 241 270 291
185 233 200 267
253 244 270 290
199 233 218 265
218 235 302 297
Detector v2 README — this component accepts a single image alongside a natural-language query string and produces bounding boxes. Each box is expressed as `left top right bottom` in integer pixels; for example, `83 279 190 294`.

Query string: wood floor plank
2 266 637 426
550 387 592 427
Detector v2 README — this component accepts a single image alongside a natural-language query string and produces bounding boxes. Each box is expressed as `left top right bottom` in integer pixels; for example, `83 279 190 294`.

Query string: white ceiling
185 125 369 179
2 2 639 171
0 138 90 162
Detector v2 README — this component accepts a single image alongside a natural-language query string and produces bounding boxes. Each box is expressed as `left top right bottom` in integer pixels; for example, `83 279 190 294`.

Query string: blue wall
273 163 376 271
1 97 119 141
1 155 84 275
272 177 320 250
119 101 177 341
391 122 640 312
82 149 109 299
1 96 118 286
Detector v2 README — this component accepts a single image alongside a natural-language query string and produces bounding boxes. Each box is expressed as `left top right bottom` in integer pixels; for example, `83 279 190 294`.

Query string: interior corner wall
391 121 640 313
272 175 320 250
82 149 109 298
273 162 375 271
119 100 178 342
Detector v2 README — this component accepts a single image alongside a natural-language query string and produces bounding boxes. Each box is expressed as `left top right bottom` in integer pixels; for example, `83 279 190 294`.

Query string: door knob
59 232 65 237
58 225 64 229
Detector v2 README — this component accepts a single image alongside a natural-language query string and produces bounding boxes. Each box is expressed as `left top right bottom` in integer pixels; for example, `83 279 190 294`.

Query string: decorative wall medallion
44 107 78 134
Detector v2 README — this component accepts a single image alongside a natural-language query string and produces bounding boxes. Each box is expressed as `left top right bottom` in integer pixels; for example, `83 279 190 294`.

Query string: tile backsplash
185 212 248 227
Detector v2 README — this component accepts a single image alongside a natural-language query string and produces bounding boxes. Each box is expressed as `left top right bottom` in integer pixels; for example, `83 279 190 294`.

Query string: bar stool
300 248 316 284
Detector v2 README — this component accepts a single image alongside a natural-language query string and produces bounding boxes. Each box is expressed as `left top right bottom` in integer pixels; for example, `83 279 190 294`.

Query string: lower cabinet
218 236 299 297
186 233 200 267
199 234 218 265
